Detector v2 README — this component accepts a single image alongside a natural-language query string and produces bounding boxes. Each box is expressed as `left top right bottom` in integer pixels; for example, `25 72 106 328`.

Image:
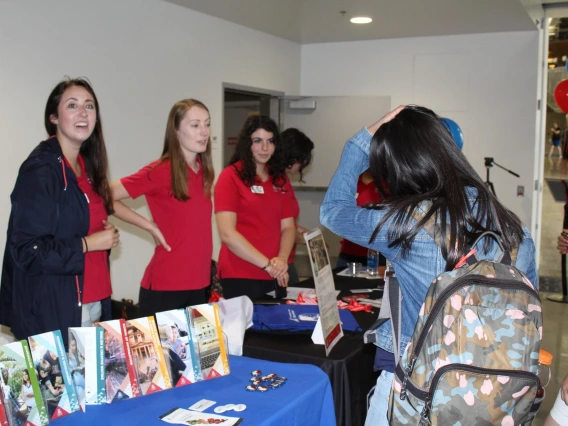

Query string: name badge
251 185 264 194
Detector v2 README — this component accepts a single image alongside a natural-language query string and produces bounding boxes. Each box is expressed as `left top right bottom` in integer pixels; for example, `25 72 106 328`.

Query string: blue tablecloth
55 355 336 426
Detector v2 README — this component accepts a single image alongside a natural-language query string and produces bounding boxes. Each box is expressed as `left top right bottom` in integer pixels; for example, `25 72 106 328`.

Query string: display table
55 355 336 426
243 269 383 426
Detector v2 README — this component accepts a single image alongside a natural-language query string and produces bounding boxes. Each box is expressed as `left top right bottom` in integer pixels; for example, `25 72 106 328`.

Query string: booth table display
243 269 383 426
54 355 336 426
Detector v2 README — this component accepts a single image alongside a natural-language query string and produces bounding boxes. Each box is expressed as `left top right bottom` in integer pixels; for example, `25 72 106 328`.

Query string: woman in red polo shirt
280 128 314 285
215 115 296 299
110 99 214 316
336 169 384 268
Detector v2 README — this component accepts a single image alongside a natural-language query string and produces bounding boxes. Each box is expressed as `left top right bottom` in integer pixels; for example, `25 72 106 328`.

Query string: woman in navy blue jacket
0 78 119 345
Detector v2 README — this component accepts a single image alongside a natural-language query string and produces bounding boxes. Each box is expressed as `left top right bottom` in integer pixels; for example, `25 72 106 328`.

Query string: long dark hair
160 99 215 200
22 369 30 384
368 105 523 270
281 128 314 183
229 115 287 188
45 78 113 214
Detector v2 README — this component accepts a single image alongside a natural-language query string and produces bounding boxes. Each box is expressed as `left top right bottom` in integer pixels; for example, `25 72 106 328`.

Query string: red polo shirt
214 162 293 280
283 179 300 264
67 155 112 304
340 177 382 257
121 159 212 291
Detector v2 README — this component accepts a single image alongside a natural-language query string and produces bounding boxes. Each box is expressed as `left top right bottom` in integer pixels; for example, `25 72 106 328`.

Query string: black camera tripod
484 157 520 197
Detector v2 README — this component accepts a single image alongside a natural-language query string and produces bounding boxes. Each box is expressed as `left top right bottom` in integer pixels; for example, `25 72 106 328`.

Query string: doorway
222 84 283 167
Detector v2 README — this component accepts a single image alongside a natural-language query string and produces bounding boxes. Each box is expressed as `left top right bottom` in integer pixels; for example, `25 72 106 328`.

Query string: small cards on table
188 399 216 412
160 408 243 425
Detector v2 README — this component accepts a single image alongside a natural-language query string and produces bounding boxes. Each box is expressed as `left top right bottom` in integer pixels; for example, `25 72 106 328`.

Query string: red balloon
554 79 568 113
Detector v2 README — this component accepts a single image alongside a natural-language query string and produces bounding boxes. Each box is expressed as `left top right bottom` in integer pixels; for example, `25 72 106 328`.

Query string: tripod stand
484 157 520 197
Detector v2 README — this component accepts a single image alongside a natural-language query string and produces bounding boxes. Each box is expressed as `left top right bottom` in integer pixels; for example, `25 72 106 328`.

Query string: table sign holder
304 228 343 355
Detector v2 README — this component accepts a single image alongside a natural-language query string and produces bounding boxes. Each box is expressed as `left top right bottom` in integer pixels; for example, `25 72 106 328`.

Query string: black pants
288 263 300 286
220 278 276 300
138 286 209 317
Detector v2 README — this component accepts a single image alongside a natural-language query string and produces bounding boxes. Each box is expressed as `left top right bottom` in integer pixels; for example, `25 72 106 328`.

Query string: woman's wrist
261 259 271 270
141 217 156 232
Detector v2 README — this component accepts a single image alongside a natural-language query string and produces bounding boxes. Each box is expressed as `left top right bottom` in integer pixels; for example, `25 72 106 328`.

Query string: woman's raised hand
367 105 406 135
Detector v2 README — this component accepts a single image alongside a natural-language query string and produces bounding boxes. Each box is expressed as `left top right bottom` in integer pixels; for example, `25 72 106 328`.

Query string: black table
243 268 383 426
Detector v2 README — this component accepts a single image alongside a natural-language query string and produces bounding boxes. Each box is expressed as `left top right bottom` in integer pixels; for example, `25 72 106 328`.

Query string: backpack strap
468 231 517 266
363 273 404 367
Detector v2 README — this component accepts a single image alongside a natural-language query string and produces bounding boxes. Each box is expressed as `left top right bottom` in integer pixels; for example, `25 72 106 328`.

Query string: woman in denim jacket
320 105 537 426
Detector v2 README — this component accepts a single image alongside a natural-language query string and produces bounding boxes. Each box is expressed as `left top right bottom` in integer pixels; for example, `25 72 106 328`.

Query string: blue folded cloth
252 304 362 333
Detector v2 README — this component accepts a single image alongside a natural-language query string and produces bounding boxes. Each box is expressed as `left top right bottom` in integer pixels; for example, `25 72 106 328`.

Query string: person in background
549 121 562 158
67 336 85 403
335 169 384 268
158 324 186 387
170 324 187 359
544 372 568 425
320 105 537 426
1 368 23 426
111 99 214 316
19 369 35 420
547 233 568 425
215 115 295 299
0 78 119 345
281 128 314 285
37 359 62 417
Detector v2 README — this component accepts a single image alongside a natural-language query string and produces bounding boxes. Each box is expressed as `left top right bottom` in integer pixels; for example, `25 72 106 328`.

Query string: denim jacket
320 128 538 354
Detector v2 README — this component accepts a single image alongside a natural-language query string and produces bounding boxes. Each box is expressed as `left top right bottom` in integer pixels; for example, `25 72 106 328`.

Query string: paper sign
304 228 344 355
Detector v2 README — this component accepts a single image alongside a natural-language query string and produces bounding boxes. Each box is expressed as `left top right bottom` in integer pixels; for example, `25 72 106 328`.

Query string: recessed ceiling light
350 16 372 24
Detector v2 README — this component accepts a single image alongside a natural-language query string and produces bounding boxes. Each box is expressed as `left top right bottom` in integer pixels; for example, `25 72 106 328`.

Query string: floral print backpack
381 231 542 426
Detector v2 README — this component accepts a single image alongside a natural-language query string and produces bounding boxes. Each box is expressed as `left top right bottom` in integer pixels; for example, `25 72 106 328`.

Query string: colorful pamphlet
126 316 172 395
95 319 140 403
28 330 80 420
68 327 106 408
0 340 49 426
155 309 202 387
187 304 230 380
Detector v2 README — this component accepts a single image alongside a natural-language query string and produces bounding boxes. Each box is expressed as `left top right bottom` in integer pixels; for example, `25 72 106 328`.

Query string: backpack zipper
418 363 539 422
407 275 540 374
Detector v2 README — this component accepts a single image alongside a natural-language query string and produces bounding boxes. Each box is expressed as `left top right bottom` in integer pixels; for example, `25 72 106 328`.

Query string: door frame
221 83 285 162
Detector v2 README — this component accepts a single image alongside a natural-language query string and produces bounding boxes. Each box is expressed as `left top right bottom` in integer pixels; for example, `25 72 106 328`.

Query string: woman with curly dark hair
215 115 295 299
280 128 314 285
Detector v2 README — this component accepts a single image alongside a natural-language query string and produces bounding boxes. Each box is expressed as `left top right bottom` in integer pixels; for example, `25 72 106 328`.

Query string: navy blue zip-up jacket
0 137 88 343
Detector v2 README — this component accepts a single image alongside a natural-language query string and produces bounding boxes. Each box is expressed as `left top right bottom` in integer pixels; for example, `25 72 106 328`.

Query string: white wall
301 31 539 228
0 1 540 344
0 0 301 341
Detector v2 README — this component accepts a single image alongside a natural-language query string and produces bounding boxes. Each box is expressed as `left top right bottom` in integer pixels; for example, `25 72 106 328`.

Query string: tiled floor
535 155 568 425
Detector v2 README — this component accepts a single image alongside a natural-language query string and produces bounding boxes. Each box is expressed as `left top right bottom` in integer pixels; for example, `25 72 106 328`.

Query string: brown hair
160 99 214 200
44 78 114 214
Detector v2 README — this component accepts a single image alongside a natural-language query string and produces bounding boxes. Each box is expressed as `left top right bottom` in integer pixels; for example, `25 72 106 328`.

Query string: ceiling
163 0 539 44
